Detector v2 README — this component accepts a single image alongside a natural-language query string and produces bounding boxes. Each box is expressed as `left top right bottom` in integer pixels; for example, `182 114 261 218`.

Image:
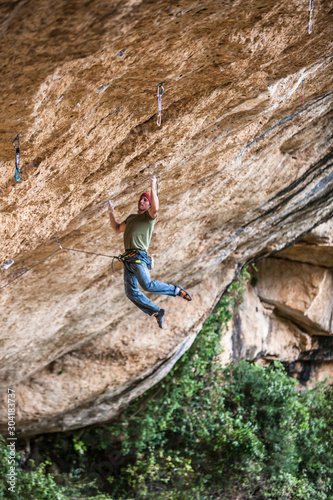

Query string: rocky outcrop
0 0 332 435
277 219 333 267
221 220 333 385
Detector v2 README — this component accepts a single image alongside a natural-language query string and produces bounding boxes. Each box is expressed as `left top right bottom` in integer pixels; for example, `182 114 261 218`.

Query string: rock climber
108 175 192 328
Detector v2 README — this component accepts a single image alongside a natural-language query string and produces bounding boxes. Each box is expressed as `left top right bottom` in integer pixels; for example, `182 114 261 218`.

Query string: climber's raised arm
148 176 159 219
109 177 192 330
108 200 126 234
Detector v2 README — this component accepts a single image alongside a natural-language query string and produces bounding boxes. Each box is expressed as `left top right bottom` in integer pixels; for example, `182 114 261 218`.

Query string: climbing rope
308 0 314 34
12 134 21 182
53 237 124 273
0 236 124 291
157 83 164 126
53 237 127 273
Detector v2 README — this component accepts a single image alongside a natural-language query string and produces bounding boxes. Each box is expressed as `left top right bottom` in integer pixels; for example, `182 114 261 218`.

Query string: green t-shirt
123 211 156 253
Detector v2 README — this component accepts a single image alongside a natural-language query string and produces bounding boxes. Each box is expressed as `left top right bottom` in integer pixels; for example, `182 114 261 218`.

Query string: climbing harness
120 249 153 269
12 134 21 182
157 83 164 126
121 249 140 259
302 79 305 105
308 0 314 34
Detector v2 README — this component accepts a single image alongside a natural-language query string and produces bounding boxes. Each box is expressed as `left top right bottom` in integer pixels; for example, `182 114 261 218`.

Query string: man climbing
108 175 192 328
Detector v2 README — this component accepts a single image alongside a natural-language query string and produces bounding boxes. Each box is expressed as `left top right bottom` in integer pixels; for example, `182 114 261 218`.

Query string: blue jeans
123 251 177 316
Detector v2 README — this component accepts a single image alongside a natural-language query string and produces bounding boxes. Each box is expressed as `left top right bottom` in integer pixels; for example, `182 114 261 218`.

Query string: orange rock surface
0 0 332 435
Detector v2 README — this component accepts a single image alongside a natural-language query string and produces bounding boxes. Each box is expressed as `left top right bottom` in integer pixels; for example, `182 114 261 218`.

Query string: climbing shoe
176 286 192 301
154 308 165 329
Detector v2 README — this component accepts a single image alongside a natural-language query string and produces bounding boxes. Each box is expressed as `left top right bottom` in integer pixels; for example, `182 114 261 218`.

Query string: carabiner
157 83 164 127
13 133 21 182
157 82 164 97
15 168 21 182
12 133 21 150
308 0 314 34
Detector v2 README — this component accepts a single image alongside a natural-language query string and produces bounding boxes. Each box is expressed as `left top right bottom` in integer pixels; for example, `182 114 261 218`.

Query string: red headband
140 192 151 204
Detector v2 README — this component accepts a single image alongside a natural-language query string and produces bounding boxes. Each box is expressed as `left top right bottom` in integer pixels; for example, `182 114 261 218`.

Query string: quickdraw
156 175 160 197
302 79 305 105
12 134 21 182
308 0 314 34
157 82 164 126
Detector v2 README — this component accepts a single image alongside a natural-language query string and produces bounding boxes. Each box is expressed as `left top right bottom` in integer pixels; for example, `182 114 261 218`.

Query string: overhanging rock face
0 0 332 436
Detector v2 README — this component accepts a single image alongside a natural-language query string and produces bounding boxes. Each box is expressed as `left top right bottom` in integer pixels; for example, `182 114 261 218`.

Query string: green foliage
0 433 113 499
102 361 332 500
0 436 66 499
73 438 87 455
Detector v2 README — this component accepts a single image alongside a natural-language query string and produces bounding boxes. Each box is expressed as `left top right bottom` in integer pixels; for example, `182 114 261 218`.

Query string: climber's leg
123 261 161 316
134 261 178 296
135 262 192 301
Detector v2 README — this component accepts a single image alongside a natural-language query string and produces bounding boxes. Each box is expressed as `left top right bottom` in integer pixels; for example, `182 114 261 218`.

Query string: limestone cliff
0 0 332 436
221 220 333 385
